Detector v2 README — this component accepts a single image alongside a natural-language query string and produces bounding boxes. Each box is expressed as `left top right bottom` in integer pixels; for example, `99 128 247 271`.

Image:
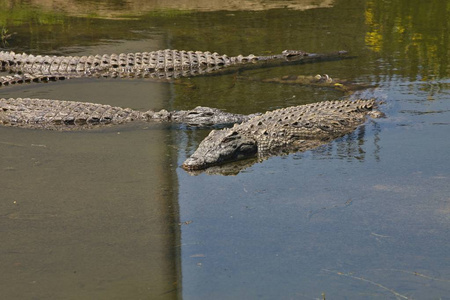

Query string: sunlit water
1 0 449 299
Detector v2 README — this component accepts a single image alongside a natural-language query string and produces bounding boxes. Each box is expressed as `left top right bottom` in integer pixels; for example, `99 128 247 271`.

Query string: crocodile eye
222 131 240 142
339 119 349 126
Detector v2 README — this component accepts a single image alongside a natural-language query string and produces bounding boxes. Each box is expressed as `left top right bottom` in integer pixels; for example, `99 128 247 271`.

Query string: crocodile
0 97 258 130
258 74 375 94
0 49 349 80
182 99 383 171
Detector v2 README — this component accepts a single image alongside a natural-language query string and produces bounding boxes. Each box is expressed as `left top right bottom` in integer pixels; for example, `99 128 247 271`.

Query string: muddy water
1 0 450 299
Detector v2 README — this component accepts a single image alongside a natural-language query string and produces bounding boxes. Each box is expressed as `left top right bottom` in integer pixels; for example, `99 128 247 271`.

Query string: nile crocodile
0 97 258 130
251 74 375 94
0 49 348 80
182 99 383 172
0 48 351 130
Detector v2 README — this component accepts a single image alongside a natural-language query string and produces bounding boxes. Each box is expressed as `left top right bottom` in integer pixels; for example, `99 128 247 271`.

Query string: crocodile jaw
182 128 257 171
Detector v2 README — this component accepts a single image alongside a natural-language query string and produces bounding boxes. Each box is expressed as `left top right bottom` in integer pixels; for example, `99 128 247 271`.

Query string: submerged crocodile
0 97 257 130
182 99 383 172
0 49 348 80
256 74 375 94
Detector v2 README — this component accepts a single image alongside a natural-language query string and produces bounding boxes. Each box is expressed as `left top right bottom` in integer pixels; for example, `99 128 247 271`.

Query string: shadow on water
0 125 183 299
1 0 450 299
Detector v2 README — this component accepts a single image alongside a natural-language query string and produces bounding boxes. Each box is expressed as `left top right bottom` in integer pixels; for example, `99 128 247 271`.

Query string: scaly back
235 99 377 154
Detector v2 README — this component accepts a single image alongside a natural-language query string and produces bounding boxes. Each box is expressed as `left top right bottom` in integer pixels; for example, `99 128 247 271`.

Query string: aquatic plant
1 26 12 47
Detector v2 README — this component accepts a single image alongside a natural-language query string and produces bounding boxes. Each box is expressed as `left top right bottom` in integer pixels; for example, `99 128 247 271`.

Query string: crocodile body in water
0 49 348 80
0 98 258 130
0 48 352 130
182 99 383 172
254 74 375 94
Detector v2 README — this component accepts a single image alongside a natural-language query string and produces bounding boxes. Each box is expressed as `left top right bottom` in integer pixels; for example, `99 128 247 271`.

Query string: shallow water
1 0 449 299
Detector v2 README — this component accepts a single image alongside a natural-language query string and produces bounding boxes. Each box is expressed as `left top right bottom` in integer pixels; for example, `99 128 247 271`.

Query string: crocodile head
282 49 349 62
182 128 258 171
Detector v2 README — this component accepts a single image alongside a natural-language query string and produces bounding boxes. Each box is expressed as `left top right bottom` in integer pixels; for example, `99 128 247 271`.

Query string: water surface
1 0 449 299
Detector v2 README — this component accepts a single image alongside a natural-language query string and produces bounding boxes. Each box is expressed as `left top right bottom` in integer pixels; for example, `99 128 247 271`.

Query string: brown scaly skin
0 49 348 79
0 98 257 130
182 99 384 171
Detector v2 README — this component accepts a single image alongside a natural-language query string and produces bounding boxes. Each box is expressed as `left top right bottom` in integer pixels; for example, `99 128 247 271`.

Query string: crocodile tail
0 74 68 87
